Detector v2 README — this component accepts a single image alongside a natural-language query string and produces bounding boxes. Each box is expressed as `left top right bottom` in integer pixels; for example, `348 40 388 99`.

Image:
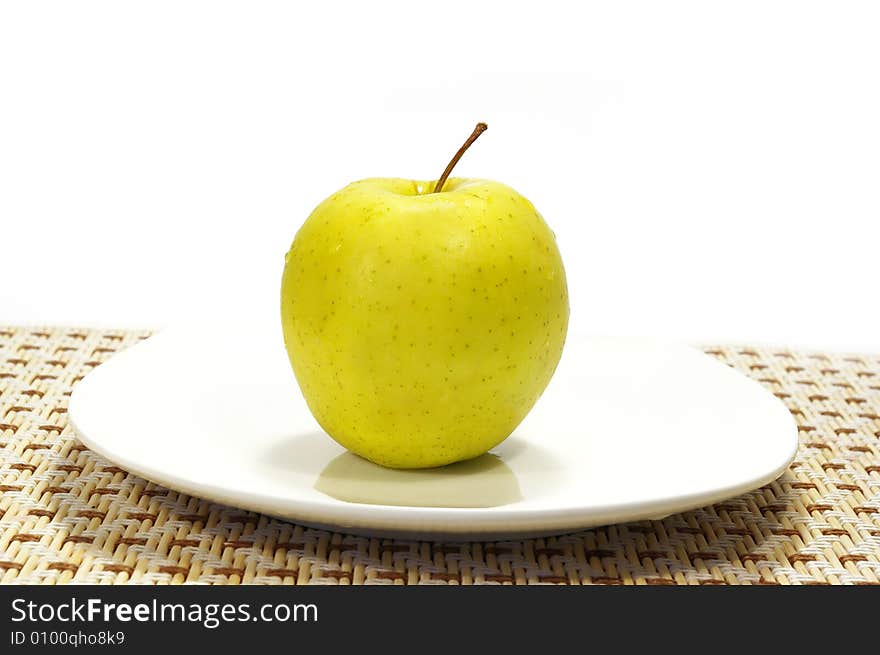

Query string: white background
1 1 878 351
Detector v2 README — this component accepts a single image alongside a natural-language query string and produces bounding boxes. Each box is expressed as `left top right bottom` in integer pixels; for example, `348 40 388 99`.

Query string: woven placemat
1 326 879 585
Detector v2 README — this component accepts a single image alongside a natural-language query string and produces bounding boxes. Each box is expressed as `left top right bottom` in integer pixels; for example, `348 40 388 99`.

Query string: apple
281 124 569 468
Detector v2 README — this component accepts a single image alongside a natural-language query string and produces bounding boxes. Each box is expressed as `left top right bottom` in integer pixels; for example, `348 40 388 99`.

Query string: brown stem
432 122 488 193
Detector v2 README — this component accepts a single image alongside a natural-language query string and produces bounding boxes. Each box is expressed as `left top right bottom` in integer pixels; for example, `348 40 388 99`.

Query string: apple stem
433 122 488 193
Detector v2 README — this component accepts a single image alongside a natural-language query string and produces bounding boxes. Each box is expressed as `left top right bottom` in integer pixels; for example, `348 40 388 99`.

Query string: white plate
69 323 797 540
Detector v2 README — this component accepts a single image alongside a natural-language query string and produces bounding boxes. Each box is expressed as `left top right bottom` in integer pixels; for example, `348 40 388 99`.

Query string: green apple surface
281 177 569 469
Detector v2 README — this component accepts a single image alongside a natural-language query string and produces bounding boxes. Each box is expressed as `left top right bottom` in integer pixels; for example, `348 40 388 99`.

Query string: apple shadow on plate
262 431 568 509
314 451 523 508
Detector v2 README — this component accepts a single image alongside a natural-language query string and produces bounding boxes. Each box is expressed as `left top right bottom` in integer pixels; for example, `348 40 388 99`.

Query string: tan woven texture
1 326 879 585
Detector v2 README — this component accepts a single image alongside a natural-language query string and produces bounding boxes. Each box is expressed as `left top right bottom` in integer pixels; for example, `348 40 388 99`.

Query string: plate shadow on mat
515 474 790 582
57 466 785 583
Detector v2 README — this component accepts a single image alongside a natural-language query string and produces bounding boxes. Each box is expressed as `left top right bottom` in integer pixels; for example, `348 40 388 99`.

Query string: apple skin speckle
280 177 569 469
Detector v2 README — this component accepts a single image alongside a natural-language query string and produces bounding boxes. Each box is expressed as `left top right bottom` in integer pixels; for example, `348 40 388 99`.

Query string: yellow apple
281 126 569 468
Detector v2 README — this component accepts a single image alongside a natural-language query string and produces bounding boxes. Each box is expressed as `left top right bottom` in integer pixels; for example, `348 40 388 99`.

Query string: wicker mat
1 326 879 585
